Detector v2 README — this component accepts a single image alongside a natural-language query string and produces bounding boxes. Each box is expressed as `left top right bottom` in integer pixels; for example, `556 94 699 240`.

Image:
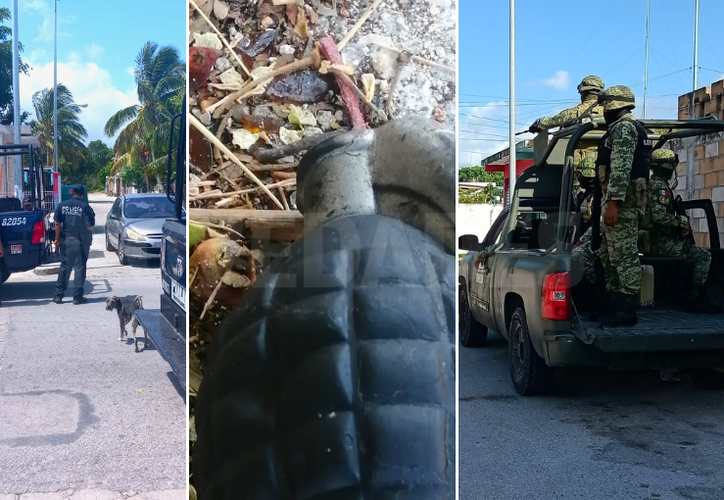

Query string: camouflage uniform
532 76 605 197
596 86 650 298
575 157 596 224
572 227 597 285
645 149 711 292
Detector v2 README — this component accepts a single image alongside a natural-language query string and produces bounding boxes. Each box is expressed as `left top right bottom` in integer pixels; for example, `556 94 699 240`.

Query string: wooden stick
337 0 385 51
189 114 285 209
328 68 385 120
319 36 366 129
189 208 305 242
255 130 342 163
193 178 296 201
189 0 252 77
369 41 454 73
209 53 321 116
278 187 291 210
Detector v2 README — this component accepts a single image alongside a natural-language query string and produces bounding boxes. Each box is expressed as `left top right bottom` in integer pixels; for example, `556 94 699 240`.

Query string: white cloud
19 57 138 148
20 0 78 42
87 44 105 59
528 70 571 91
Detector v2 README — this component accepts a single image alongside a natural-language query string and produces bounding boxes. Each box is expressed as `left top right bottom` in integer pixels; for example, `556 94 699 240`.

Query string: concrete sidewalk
0 194 186 497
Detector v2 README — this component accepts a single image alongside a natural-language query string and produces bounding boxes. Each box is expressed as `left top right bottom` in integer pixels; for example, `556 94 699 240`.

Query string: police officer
53 185 95 304
530 75 606 197
595 85 651 327
644 149 720 313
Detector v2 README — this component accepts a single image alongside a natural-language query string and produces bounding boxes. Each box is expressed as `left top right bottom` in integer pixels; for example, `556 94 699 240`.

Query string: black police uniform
54 190 95 301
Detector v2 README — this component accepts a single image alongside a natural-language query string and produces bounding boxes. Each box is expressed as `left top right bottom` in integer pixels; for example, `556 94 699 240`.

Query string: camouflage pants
650 237 711 290
601 206 644 296
571 233 597 285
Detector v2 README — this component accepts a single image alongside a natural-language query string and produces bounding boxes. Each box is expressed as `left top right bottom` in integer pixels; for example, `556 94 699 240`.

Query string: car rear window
124 197 175 219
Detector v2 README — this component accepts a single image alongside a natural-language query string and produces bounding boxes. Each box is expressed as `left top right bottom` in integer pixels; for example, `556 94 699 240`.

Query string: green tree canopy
30 83 88 168
105 41 186 192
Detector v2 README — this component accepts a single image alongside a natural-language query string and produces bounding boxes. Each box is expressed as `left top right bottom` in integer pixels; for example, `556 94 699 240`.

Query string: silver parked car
105 194 176 265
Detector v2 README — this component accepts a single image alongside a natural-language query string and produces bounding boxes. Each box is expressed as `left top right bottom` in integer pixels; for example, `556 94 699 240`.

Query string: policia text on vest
53 185 95 305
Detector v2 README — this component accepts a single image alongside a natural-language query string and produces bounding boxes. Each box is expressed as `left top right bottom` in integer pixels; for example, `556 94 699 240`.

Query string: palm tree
105 41 185 191
31 84 87 167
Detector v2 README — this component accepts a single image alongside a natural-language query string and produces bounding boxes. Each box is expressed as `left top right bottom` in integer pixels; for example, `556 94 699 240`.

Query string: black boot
688 287 723 314
599 292 638 327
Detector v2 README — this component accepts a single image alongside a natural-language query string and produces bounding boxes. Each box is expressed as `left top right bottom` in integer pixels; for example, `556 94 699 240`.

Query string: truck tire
194 215 455 500
508 306 553 396
105 231 114 252
459 284 488 347
688 368 724 390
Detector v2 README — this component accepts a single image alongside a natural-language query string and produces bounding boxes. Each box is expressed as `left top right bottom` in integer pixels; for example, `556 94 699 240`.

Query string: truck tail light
542 272 570 321
31 221 45 245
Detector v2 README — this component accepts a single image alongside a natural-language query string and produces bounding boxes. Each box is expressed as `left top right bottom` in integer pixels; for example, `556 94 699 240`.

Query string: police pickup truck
133 101 186 392
458 119 724 395
0 144 57 283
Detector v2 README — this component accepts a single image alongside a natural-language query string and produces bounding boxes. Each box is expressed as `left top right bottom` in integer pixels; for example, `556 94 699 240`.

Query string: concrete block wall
672 78 724 248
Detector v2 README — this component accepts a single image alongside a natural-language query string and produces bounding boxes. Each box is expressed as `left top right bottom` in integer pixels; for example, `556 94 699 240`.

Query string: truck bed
574 308 724 353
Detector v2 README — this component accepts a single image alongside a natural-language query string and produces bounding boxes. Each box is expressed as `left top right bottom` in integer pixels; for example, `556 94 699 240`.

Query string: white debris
193 32 222 50
219 68 243 86
230 129 259 150
279 127 302 145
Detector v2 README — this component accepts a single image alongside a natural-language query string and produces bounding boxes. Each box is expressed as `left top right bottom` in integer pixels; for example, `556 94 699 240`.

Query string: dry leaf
295 6 308 38
221 269 252 288
305 4 319 24
361 74 375 102
193 32 222 50
213 0 229 20
231 129 260 150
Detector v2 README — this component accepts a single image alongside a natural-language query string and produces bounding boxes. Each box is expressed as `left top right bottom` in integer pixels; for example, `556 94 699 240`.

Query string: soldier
595 85 651 327
575 157 597 233
530 75 605 196
645 149 720 313
53 184 95 305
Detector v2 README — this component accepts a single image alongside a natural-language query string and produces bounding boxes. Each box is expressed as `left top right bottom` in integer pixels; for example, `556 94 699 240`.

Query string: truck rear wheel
508 306 553 396
459 284 488 347
689 368 724 390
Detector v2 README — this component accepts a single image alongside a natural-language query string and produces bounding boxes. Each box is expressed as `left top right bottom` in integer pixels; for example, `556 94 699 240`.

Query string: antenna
508 0 516 205
643 0 650 118
693 0 699 91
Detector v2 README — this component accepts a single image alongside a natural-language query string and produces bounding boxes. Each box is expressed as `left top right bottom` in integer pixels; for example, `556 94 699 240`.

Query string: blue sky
9 0 186 147
459 0 724 167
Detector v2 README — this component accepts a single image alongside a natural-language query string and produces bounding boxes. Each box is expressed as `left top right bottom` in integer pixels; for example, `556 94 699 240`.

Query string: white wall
457 203 504 253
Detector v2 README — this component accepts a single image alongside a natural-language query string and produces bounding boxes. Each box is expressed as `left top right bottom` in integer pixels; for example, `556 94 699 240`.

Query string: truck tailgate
574 309 724 353
0 211 43 272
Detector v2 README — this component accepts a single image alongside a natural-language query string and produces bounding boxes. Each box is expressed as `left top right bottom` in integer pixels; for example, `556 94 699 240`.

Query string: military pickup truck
458 119 724 395
0 144 58 283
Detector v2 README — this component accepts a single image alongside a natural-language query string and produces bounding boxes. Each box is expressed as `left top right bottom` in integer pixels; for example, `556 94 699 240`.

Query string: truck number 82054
1 217 27 227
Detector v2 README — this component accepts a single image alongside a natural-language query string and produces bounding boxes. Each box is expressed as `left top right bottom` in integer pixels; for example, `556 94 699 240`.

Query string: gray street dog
105 295 146 352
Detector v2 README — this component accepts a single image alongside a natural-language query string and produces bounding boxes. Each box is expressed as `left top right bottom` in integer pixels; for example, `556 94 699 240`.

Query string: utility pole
643 0 650 118
53 0 58 172
508 0 516 205
693 0 699 91
686 0 700 201
12 0 21 198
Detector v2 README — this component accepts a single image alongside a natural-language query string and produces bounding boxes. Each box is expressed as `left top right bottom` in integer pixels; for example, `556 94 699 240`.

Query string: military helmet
577 157 597 178
598 85 636 111
577 75 605 94
651 148 678 169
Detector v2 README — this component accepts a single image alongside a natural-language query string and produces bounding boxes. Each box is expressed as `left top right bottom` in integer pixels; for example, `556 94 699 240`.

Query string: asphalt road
459 333 724 500
0 194 185 497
